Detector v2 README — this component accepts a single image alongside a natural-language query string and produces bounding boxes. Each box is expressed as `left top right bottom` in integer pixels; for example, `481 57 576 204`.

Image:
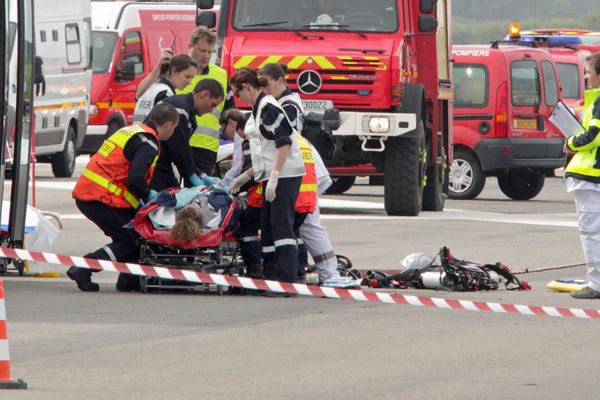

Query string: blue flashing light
358 90 370 96
520 35 583 47
547 36 582 46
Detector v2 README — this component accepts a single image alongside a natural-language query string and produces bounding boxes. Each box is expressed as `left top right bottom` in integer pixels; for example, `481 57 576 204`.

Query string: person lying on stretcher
144 186 232 241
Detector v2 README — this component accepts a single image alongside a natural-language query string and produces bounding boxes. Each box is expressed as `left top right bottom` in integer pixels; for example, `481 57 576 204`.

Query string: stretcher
132 188 244 293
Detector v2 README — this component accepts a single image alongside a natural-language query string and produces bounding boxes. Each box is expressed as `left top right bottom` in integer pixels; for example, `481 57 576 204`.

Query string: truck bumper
85 125 108 136
474 138 566 171
333 111 417 137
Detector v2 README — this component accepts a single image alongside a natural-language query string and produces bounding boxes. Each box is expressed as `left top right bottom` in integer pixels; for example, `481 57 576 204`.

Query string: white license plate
302 99 333 112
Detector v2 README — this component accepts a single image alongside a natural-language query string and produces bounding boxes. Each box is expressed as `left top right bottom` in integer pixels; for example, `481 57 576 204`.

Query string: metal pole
8 0 34 248
0 0 9 223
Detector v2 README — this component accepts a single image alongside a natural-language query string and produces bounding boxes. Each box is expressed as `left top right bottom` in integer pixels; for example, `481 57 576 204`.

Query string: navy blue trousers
261 176 302 283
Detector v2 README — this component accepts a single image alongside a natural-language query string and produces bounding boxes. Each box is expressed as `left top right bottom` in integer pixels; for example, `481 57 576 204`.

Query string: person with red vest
220 109 263 279
67 103 179 292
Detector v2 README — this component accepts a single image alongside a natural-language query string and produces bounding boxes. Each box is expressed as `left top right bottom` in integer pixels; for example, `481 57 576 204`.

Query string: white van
8 0 92 177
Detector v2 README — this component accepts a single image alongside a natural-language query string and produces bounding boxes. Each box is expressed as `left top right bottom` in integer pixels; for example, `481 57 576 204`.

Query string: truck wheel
106 121 121 138
448 150 485 200
384 121 426 216
369 176 384 185
422 143 446 211
51 126 77 178
497 171 545 200
325 176 356 195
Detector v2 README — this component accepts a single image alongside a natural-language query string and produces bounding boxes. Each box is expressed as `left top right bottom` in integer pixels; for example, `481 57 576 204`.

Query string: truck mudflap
333 111 417 152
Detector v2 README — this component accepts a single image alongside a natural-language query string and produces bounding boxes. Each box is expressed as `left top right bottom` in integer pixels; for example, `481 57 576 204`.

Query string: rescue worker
135 47 175 100
220 109 263 279
133 54 198 124
229 68 305 287
179 27 234 176
67 103 179 292
259 63 340 283
564 52 600 299
150 78 224 192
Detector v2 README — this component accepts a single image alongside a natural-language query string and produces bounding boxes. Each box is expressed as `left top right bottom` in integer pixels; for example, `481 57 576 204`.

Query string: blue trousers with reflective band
238 205 262 268
261 176 302 283
76 200 139 264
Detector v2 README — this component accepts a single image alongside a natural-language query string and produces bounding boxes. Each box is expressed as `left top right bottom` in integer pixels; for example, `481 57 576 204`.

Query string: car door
508 56 548 158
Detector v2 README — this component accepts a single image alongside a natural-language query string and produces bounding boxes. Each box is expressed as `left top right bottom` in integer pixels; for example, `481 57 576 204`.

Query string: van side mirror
196 0 214 10
419 16 438 32
196 11 216 28
116 59 136 82
34 55 46 96
420 0 437 13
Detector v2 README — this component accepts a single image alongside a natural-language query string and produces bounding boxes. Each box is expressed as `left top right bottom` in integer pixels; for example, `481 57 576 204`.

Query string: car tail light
495 81 508 137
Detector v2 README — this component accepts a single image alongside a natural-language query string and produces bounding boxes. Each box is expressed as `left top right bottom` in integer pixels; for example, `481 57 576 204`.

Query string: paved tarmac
0 163 596 399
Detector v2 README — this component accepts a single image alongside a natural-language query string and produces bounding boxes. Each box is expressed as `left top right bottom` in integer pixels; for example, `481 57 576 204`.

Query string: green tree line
453 0 600 44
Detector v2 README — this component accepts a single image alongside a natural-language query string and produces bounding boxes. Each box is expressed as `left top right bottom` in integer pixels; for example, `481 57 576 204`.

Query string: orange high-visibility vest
247 184 263 208
253 134 317 213
73 124 159 209
294 134 317 213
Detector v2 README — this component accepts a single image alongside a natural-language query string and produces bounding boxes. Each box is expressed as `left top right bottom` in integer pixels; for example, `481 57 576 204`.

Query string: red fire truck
198 0 453 216
82 1 203 154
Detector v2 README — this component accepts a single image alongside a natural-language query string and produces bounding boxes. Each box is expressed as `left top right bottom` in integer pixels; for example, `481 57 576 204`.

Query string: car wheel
497 171 545 200
51 126 77 178
448 149 485 200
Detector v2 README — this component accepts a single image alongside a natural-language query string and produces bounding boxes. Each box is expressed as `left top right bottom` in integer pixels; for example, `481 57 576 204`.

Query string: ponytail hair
230 67 268 90
160 54 199 76
259 63 288 81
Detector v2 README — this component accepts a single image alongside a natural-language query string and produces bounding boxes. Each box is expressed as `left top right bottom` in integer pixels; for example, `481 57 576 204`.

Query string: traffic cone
0 279 27 389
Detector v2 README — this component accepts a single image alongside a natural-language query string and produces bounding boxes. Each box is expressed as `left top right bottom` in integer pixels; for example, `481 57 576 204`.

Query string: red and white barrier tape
1 247 599 320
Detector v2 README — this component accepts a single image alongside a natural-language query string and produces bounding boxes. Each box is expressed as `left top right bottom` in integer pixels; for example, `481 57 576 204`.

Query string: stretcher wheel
14 260 25 276
139 276 157 293
0 258 9 274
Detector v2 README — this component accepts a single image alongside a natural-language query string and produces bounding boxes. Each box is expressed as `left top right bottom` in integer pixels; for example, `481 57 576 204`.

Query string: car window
91 31 118 74
453 64 488 108
541 61 559 106
556 62 580 100
511 60 540 106
121 31 144 75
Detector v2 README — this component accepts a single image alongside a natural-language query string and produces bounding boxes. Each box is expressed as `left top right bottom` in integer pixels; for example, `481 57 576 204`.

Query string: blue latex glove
188 174 203 187
146 189 159 202
202 174 220 186
219 185 230 194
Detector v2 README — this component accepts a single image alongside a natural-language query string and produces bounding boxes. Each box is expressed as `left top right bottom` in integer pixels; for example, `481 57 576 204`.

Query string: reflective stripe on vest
73 124 159 208
565 88 600 180
180 64 228 153
81 169 141 208
295 134 317 213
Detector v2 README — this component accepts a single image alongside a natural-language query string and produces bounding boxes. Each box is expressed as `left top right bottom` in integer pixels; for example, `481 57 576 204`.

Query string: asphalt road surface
0 161 595 400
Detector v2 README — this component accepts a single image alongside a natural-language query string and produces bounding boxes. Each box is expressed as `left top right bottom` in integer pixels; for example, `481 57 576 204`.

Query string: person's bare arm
135 48 173 100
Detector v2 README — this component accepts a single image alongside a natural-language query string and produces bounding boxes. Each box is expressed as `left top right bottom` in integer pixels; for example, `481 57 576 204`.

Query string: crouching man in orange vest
68 103 179 292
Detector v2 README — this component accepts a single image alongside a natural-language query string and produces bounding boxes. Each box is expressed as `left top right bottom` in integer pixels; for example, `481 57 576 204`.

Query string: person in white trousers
564 51 600 299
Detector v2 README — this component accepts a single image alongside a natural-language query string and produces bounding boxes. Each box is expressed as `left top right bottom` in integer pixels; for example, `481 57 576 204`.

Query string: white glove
265 170 280 202
230 172 251 194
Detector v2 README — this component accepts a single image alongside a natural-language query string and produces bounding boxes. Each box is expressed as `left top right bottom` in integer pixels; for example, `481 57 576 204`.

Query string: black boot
67 267 100 292
246 264 264 279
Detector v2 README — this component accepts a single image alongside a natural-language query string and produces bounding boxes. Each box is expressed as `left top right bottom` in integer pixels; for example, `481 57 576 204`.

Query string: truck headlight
366 116 390 133
89 104 98 116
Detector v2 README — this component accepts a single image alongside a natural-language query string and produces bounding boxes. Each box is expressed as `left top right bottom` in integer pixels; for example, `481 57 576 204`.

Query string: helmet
400 253 434 271
388 253 434 286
